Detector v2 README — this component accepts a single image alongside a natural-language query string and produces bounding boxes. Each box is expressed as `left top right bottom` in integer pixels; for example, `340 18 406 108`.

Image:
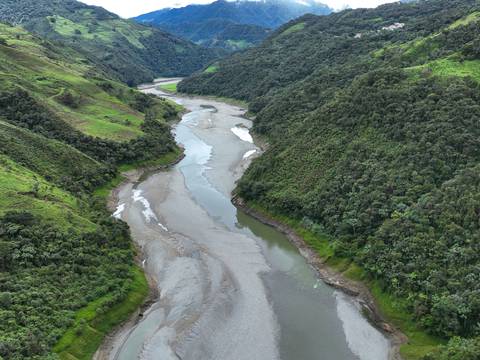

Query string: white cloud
79 0 400 18
80 0 216 18
322 0 398 11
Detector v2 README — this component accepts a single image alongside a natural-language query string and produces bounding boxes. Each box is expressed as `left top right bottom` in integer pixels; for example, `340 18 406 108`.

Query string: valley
1 0 480 359
133 0 331 51
99 80 391 360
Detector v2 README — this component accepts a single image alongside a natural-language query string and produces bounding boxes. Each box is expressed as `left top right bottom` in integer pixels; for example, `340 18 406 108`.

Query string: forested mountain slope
0 0 220 85
134 0 331 51
0 23 180 359
180 0 480 358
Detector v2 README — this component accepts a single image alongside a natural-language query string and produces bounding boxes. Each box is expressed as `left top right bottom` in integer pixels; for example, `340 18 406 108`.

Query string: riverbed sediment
96 79 393 360
232 196 408 360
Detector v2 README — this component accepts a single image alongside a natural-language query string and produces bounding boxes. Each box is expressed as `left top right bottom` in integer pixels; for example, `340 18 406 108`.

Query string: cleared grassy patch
244 200 444 360
449 11 480 29
159 82 178 93
0 154 94 231
54 266 149 360
49 15 151 49
204 65 219 74
0 23 148 141
281 22 306 36
407 58 480 82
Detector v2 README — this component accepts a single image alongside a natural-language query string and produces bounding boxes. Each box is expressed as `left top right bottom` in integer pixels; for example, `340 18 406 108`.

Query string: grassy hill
0 0 220 85
0 21 180 359
180 0 480 358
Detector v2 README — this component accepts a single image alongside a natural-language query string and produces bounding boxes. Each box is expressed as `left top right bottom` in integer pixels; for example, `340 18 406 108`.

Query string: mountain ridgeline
0 0 220 85
134 0 332 51
0 18 183 359
180 0 480 358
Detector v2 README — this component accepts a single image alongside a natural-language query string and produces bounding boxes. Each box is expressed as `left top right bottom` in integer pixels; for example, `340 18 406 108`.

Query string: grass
0 153 95 231
49 15 152 49
281 22 306 36
406 58 480 83
204 65 219 74
118 147 183 173
448 11 480 29
0 23 148 141
244 200 444 360
159 82 178 93
53 266 149 360
93 173 126 200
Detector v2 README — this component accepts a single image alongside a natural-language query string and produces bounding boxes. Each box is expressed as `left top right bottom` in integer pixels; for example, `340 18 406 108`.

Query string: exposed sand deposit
97 79 392 360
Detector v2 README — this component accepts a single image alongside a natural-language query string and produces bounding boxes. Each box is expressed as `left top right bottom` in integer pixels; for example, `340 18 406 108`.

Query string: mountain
0 21 182 359
0 0 220 85
134 0 332 51
180 0 480 358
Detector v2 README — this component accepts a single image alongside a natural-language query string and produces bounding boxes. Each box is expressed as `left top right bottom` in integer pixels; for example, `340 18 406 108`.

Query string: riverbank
53 149 185 360
99 84 394 360
174 83 441 359
232 197 444 360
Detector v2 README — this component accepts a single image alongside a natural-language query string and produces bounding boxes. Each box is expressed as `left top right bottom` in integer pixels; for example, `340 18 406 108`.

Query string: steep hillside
180 0 480 358
0 0 220 85
0 23 180 359
134 0 331 51
167 18 271 51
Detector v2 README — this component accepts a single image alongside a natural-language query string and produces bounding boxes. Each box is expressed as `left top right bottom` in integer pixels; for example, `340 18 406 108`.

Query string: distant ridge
134 0 332 51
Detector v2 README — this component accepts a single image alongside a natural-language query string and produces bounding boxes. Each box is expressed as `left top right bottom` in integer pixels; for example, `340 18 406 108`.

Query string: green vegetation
246 201 444 359
204 65 219 73
0 23 146 141
0 0 219 85
133 0 331 52
53 267 148 360
281 22 305 36
159 82 178 92
180 0 480 358
224 39 251 50
408 58 480 82
0 21 181 359
448 11 480 29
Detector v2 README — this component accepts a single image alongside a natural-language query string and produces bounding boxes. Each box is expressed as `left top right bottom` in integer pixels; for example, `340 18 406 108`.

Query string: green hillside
0 0 220 85
0 21 180 359
180 0 480 358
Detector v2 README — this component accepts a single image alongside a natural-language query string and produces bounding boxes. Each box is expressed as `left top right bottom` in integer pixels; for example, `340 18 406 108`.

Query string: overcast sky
80 0 399 18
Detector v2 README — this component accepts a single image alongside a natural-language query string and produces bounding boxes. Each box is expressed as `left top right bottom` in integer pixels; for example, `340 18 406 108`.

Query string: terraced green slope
0 0 220 85
180 0 480 358
0 22 180 359
0 23 144 140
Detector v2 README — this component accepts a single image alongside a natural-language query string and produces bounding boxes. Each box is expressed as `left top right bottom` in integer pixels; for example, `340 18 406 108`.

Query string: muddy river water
103 79 391 360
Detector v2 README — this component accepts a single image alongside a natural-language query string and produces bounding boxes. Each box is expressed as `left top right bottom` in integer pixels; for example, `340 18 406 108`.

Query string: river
100 79 392 360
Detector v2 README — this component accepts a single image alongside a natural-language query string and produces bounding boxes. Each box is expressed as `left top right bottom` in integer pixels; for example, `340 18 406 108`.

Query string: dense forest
0 22 180 359
0 0 220 85
180 0 480 358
